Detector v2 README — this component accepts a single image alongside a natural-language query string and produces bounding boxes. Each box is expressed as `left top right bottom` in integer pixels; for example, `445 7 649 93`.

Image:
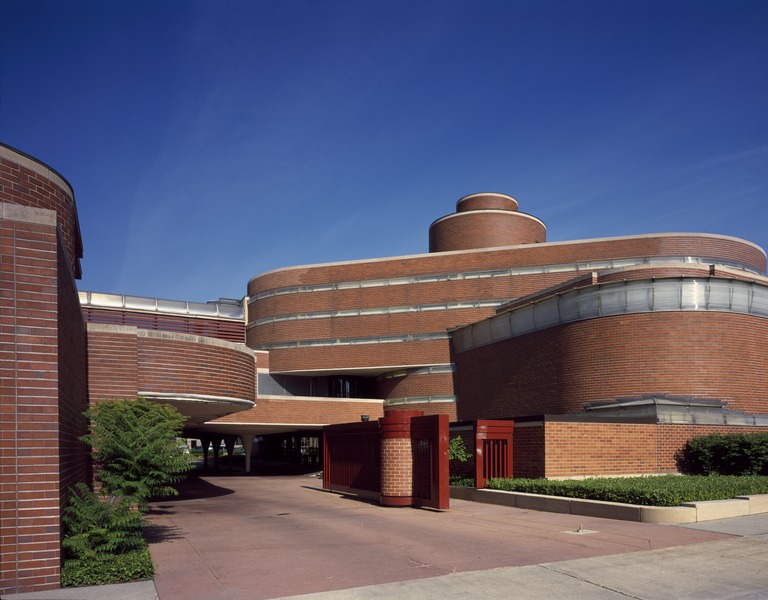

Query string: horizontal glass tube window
256 331 451 351
248 299 503 328
250 256 759 302
384 395 456 406
453 278 768 353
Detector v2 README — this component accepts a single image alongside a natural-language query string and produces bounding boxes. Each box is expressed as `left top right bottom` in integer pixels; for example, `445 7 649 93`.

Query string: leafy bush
82 397 193 510
485 474 768 506
448 436 473 462
62 548 154 587
677 433 768 475
62 483 145 560
449 476 475 487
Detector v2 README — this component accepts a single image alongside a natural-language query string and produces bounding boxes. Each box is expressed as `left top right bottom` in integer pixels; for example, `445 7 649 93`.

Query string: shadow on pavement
193 458 322 477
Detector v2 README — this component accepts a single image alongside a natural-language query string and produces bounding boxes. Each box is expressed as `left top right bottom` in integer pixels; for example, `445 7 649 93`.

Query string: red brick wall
56 241 90 524
380 437 413 498
86 326 139 401
455 311 768 420
264 339 450 373
212 398 383 426
247 231 764 382
512 420 767 479
376 371 454 400
0 204 88 594
429 211 547 252
385 402 457 419
456 193 519 212
0 145 82 278
248 307 493 347
512 424 546 478
137 334 255 402
83 306 244 343
249 234 764 294
86 325 256 404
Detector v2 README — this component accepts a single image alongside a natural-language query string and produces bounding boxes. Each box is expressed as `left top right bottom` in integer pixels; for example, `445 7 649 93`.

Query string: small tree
449 436 473 462
82 397 193 510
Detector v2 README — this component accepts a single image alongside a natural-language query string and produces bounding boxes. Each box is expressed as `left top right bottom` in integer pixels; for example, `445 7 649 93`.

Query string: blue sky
1 0 766 302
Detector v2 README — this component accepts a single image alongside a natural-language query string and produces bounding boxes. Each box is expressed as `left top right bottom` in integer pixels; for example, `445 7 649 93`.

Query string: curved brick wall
456 192 519 212
376 370 454 400
248 230 764 379
248 233 764 296
247 308 493 349
0 144 83 278
429 210 546 252
455 310 768 420
265 339 450 373
385 402 457 418
87 325 255 404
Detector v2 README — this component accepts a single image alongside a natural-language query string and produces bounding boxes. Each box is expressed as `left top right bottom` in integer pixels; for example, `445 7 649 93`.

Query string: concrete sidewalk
7 475 768 600
284 535 768 599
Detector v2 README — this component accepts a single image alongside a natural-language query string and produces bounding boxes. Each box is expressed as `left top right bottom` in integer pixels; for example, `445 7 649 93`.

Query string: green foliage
62 483 145 560
82 397 193 510
485 474 768 506
449 475 475 487
62 548 154 587
677 433 768 475
448 436 473 462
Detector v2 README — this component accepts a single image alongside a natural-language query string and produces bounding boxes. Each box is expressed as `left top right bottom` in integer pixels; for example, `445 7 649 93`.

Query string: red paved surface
145 473 731 600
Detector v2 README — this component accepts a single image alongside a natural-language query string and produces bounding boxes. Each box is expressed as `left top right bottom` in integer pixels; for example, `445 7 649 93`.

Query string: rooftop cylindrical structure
429 193 546 253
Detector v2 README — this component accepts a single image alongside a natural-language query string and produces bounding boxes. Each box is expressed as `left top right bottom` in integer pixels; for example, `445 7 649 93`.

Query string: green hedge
485 474 768 506
677 433 768 475
62 548 154 587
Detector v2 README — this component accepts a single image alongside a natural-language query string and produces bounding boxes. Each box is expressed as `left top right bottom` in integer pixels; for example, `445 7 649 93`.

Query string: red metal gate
322 412 449 509
410 414 450 510
322 421 381 501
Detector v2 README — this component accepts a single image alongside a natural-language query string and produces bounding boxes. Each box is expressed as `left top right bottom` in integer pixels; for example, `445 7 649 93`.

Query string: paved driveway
145 473 731 600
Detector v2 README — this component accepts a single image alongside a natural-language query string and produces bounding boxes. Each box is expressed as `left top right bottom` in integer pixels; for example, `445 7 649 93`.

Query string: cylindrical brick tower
428 192 546 253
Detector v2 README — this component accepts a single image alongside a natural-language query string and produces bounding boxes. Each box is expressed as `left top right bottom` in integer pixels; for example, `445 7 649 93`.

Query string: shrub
62 483 146 560
62 548 154 587
677 433 768 475
82 397 193 510
448 436 473 462
449 476 475 487
61 483 154 587
485 474 768 506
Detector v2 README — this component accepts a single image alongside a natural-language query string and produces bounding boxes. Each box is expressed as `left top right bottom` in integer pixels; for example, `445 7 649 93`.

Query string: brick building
3 142 768 592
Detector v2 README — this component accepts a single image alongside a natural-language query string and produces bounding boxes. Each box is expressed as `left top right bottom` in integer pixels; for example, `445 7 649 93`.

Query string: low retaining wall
450 487 768 524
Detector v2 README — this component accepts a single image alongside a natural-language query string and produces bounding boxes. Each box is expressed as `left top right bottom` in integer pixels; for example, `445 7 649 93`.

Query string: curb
450 487 768 524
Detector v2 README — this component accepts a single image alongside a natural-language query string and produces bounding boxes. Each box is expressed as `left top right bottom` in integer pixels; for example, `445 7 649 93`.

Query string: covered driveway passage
145 473 732 600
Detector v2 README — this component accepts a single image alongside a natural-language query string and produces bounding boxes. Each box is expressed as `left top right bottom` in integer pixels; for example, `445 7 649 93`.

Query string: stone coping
450 487 768 524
